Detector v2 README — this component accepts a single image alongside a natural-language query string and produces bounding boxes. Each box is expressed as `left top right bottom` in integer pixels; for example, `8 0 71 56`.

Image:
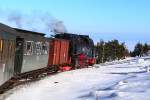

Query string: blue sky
0 0 150 50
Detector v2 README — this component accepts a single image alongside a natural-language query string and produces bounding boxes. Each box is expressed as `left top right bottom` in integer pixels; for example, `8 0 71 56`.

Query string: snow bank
2 57 150 100
138 59 145 64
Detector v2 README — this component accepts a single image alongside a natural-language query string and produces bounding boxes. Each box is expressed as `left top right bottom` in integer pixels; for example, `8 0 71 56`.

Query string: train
0 23 95 93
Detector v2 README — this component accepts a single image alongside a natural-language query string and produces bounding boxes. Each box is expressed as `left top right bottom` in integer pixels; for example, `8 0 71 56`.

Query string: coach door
14 37 24 75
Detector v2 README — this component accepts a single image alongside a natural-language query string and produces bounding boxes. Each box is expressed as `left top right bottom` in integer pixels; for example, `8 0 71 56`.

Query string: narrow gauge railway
0 23 95 94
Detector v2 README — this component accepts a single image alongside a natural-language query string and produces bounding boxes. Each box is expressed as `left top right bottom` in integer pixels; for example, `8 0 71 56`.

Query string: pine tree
95 39 129 63
95 40 105 63
131 43 144 57
143 43 149 55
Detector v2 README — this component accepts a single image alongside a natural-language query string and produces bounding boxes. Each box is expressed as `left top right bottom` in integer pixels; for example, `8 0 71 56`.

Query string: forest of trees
130 43 150 57
95 40 150 63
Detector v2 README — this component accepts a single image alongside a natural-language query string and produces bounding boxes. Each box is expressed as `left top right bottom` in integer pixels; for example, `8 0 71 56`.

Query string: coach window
0 39 3 62
26 41 33 55
2 40 6 63
0 39 2 52
9 41 14 59
35 42 42 55
42 42 48 54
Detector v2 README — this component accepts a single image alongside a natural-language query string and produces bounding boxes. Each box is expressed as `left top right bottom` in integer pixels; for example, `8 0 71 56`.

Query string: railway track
0 66 58 94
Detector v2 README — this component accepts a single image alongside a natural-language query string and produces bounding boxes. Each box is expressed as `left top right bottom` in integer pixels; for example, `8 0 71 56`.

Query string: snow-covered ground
1 57 150 100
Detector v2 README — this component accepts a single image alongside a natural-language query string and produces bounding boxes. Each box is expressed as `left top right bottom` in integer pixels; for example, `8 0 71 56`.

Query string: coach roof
13 28 45 37
0 23 17 33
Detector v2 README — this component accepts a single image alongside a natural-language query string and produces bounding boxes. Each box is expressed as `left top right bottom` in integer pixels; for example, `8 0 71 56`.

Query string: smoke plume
0 9 67 36
7 12 23 28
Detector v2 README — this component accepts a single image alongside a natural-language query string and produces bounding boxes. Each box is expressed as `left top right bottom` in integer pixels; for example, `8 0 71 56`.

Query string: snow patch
2 57 150 100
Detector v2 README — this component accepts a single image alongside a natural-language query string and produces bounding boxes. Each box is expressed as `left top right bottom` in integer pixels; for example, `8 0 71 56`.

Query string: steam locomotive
0 23 95 93
55 33 95 68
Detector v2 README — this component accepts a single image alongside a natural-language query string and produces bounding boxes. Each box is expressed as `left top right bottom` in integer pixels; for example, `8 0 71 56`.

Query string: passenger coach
13 28 49 74
0 23 50 86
